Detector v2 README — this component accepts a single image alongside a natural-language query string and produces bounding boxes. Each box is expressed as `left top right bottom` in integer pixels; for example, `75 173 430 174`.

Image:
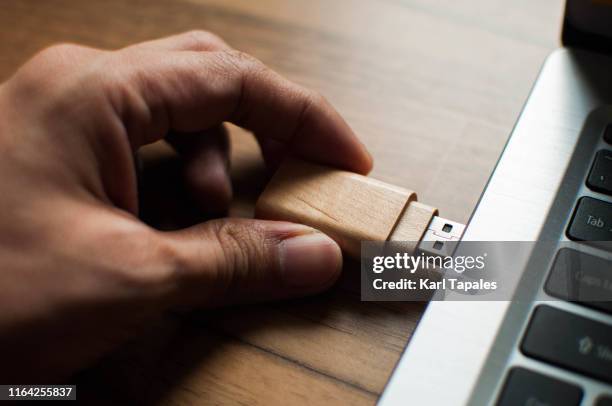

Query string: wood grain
256 158 416 257
388 201 439 253
0 0 564 404
255 158 439 257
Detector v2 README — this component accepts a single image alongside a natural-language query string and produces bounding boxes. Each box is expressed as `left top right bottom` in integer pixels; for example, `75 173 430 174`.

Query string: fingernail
279 232 342 288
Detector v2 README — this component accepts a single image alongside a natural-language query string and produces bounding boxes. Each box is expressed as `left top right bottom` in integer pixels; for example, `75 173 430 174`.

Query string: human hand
0 31 371 381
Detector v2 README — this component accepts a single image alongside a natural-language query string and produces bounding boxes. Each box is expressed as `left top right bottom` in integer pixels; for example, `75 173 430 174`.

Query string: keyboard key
567 197 612 244
545 249 612 314
587 150 612 195
495 367 582 406
521 306 612 384
605 124 612 145
597 396 612 406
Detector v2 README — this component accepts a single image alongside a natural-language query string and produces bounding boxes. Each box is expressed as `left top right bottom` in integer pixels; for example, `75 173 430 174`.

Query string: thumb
161 219 342 307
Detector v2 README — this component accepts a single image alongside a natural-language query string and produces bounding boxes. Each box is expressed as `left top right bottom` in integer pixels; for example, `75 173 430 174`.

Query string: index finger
107 49 373 174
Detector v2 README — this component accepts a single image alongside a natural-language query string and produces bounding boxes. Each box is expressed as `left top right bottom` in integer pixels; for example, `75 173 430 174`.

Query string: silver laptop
380 1 612 405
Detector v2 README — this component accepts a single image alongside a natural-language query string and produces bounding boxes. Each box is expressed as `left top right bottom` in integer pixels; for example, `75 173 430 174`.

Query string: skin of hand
0 31 372 382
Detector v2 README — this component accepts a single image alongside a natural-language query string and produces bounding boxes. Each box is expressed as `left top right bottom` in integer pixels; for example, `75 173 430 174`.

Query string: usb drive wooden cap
255 158 438 257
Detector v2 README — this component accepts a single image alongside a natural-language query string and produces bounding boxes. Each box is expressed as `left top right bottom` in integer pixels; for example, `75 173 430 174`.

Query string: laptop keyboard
521 306 612 385
496 367 583 406
587 150 612 195
568 197 612 243
545 249 612 314
495 126 612 405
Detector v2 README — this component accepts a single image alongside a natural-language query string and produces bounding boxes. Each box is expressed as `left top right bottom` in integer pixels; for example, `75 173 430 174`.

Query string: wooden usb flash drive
255 159 464 258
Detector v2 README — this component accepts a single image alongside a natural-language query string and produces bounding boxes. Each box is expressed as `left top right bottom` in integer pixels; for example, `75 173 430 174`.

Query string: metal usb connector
417 216 466 257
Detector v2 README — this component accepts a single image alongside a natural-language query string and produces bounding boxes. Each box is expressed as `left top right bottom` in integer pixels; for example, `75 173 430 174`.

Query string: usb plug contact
417 216 465 257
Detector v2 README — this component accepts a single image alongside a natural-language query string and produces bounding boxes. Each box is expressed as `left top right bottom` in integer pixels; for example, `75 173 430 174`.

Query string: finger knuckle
213 221 255 272
207 220 271 290
310 90 329 107
45 42 86 55
3 44 99 121
183 29 225 48
217 50 267 76
33 43 90 67
16 43 78 80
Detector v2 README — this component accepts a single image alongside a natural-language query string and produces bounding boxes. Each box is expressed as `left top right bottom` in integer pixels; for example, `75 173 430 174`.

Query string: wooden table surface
0 0 564 404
